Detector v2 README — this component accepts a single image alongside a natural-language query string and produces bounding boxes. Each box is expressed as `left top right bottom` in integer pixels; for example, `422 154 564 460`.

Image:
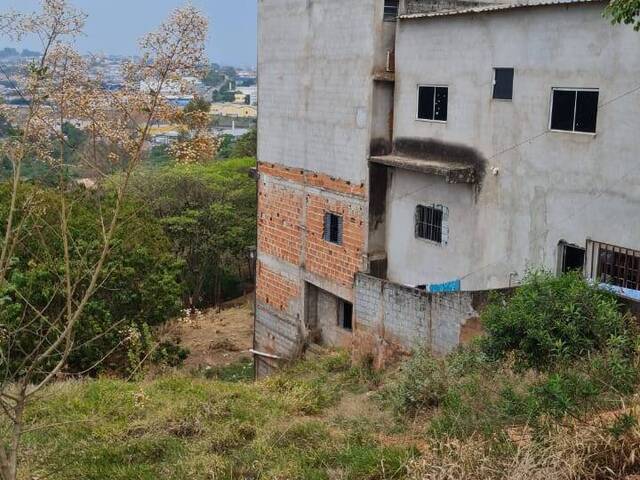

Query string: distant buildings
210 103 257 119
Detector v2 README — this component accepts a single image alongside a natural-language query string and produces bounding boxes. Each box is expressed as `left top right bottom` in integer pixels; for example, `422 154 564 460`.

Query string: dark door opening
339 300 353 331
560 242 585 273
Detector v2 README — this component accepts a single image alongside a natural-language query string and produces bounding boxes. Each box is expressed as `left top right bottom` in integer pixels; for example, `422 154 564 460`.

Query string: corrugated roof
399 0 604 19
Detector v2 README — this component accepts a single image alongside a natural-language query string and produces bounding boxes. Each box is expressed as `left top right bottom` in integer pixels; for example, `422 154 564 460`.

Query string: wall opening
305 283 353 346
339 300 353 331
558 241 585 273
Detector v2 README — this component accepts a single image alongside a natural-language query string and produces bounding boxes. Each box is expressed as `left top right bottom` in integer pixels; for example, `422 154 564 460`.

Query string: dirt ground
160 298 254 369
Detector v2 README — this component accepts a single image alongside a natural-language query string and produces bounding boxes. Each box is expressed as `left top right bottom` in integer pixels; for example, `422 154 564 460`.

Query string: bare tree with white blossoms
0 1 209 478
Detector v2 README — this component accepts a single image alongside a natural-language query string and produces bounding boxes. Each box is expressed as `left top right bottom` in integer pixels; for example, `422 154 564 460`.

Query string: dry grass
408 403 640 480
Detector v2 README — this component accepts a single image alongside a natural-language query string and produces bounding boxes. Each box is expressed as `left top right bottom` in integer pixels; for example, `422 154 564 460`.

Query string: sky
2 0 258 68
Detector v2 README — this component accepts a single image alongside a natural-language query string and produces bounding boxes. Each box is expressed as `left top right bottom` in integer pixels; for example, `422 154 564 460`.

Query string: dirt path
161 300 254 369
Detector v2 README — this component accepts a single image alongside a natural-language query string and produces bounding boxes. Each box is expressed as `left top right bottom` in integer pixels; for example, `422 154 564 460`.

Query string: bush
0 184 183 377
481 270 633 369
391 348 451 414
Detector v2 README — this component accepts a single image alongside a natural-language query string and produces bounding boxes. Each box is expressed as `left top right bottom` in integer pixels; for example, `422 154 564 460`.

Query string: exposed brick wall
305 194 365 287
256 261 300 313
257 180 303 266
259 162 366 198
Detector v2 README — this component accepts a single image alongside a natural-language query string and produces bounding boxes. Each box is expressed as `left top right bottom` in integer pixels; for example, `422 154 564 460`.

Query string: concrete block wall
355 273 498 354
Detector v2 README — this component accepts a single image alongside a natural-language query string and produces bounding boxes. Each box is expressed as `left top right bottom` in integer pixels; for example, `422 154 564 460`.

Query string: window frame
548 87 599 135
383 0 400 22
323 212 343 245
416 84 449 123
492 67 514 101
415 204 449 246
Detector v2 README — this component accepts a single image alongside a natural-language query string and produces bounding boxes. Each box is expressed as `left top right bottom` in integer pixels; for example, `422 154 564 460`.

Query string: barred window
323 212 343 245
588 241 640 291
384 0 400 21
415 204 448 244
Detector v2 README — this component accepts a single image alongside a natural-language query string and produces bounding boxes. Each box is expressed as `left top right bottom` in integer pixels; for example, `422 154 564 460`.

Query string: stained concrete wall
355 273 494 353
258 0 386 184
390 3 640 290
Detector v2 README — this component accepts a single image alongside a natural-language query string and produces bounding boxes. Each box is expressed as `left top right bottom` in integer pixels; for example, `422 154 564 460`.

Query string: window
417 85 448 122
550 88 599 134
587 241 640 291
558 241 585 273
415 204 448 244
383 0 399 21
338 300 353 331
323 213 343 245
493 68 514 100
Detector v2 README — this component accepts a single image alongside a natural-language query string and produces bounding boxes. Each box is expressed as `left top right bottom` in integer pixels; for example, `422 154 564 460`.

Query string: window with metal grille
417 85 448 122
323 212 343 245
383 0 400 21
588 241 640 291
415 204 448 244
493 68 514 100
550 88 599 134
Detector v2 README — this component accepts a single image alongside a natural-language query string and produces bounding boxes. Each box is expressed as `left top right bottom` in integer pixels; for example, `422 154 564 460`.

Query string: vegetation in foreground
18 354 416 480
14 272 640 479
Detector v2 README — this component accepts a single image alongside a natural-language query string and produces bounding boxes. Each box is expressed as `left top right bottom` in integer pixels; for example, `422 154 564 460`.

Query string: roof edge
399 0 605 20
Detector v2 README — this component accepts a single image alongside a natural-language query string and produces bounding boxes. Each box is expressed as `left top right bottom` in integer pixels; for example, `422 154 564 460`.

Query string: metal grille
415 204 447 244
587 240 640 291
323 213 343 245
384 0 400 21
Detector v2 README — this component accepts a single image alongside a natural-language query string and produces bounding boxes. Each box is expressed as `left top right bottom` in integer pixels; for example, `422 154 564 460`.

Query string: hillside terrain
14 273 640 479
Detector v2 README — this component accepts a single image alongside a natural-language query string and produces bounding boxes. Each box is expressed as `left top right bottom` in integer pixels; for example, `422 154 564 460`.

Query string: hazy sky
2 0 258 67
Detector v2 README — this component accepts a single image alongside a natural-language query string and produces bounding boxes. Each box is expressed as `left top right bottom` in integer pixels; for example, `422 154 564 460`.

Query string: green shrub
481 270 632 369
391 348 452 414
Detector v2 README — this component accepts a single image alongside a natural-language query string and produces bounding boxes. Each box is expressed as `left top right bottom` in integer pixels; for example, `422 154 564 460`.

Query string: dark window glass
323 213 343 245
493 68 514 100
339 301 353 330
575 90 599 133
550 90 576 131
418 86 448 121
550 89 599 133
383 0 399 21
415 205 444 243
560 244 585 273
434 87 448 121
418 86 435 120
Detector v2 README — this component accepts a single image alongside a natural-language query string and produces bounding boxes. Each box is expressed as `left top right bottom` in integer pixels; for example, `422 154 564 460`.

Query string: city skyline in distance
2 0 258 68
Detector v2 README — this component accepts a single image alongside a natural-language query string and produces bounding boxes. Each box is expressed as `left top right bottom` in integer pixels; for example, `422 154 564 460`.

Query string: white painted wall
389 3 640 289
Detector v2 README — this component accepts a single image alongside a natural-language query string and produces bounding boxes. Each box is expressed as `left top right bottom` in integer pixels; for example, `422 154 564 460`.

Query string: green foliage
481 270 632 369
0 184 183 376
129 157 256 307
215 134 235 159
605 0 640 31
231 128 257 158
388 273 640 441
18 354 416 479
147 145 174 168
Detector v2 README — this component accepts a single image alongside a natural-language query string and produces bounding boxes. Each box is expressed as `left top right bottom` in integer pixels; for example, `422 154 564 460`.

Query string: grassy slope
19 354 417 480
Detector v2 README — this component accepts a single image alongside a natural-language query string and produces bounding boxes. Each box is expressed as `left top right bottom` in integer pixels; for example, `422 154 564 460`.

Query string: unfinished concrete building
254 0 640 375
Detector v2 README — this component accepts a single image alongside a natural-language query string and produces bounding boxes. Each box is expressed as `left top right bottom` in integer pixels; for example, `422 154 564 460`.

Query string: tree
605 0 640 30
167 97 220 163
0 1 208 479
231 128 257 158
129 158 256 309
